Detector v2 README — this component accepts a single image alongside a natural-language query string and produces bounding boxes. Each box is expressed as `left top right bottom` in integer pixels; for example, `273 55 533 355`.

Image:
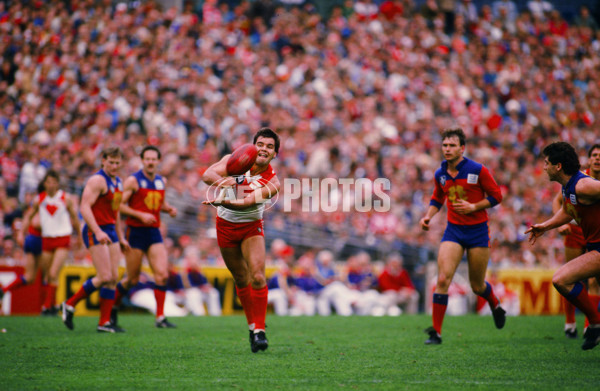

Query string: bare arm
575 177 600 204
214 175 281 210
524 206 573 245
201 155 236 187
552 191 572 235
420 205 441 231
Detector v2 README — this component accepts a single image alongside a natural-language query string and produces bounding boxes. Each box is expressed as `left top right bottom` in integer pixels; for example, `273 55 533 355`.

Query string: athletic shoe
492 306 506 329
61 302 75 330
424 327 442 345
155 316 176 328
251 331 269 353
97 322 125 333
582 327 600 350
565 328 578 339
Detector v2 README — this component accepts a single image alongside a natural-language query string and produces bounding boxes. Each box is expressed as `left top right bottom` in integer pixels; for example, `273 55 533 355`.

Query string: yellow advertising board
497 269 564 315
57 265 275 316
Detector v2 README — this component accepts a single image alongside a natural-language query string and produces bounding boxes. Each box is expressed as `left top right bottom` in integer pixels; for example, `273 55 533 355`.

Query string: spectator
378 253 419 314
574 5 599 31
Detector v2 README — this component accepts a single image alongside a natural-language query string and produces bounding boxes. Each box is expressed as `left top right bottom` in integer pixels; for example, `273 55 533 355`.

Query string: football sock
565 282 600 324
4 275 27 292
154 285 167 319
564 297 576 325
236 285 254 330
478 281 500 309
66 278 97 307
43 284 57 309
252 285 269 331
584 294 600 329
432 293 448 335
114 282 128 307
98 287 115 326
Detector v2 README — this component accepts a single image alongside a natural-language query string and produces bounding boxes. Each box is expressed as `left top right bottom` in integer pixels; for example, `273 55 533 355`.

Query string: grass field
1 314 599 390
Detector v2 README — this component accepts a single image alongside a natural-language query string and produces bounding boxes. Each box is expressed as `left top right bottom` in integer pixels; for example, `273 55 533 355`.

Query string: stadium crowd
1 0 600 311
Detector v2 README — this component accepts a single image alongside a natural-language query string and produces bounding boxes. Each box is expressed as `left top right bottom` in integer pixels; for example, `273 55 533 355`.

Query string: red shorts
216 217 264 248
564 224 586 249
42 236 71 252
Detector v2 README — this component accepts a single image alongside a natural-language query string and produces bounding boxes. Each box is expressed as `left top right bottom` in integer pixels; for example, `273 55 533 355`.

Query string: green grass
1 314 599 390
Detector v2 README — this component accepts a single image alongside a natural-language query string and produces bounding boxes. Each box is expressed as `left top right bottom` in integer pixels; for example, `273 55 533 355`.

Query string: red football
226 143 258 175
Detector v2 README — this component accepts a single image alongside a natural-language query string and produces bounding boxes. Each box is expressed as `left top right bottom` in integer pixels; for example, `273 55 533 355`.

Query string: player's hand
453 199 476 214
94 230 112 245
119 239 131 252
139 213 157 225
420 217 431 231
218 177 237 188
524 224 546 245
557 224 571 236
167 206 177 218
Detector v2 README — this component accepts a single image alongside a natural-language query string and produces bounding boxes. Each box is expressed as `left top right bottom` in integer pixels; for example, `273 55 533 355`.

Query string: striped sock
66 278 97 307
432 293 448 335
98 288 115 326
565 282 600 324
154 285 167 319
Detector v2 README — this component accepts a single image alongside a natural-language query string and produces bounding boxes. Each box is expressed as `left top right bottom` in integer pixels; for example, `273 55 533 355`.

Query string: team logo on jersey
467 174 479 184
570 194 577 205
440 176 446 186
155 180 164 190
141 179 148 188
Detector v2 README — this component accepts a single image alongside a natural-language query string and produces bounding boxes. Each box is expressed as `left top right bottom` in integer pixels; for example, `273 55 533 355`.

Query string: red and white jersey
217 164 276 223
38 190 73 238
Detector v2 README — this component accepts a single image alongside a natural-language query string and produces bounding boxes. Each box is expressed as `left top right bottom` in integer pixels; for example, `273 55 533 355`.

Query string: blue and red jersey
125 170 165 228
91 169 122 225
562 171 600 245
430 157 503 225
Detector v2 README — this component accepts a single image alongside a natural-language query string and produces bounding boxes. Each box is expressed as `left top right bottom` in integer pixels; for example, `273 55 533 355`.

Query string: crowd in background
1 0 600 310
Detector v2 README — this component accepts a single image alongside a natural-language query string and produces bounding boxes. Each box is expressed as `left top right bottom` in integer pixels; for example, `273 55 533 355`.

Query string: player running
420 128 506 345
202 128 280 353
112 145 178 328
526 142 600 350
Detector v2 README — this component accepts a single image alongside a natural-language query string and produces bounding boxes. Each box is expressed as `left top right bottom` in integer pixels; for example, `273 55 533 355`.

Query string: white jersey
38 190 73 237
217 165 276 223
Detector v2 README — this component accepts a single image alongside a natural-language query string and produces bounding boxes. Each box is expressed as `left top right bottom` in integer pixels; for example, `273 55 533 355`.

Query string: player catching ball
202 128 280 353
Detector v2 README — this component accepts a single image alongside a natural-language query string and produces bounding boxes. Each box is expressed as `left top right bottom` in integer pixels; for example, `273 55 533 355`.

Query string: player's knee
436 275 452 291
250 273 266 288
552 272 566 289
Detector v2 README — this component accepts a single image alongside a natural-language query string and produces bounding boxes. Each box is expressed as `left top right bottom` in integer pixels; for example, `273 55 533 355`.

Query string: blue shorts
441 221 490 249
587 242 600 253
126 226 163 252
82 224 119 248
24 234 42 255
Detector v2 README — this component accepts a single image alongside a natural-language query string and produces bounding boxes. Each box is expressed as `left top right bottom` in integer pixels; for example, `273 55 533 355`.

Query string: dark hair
253 127 280 153
543 142 581 176
441 128 466 146
588 143 600 158
101 146 124 159
140 145 161 159
43 169 60 181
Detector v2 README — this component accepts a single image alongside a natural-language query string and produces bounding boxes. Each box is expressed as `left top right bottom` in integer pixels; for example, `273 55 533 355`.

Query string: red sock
236 285 254 328
564 297 576 324
66 278 97 307
43 284 57 309
480 281 500 309
4 276 26 292
98 288 115 326
154 287 166 319
565 282 600 324
251 286 269 331
584 294 600 328
432 293 448 335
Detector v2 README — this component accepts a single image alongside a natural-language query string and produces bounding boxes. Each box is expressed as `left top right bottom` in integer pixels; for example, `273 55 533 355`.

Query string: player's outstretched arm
420 205 440 231
525 207 573 245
